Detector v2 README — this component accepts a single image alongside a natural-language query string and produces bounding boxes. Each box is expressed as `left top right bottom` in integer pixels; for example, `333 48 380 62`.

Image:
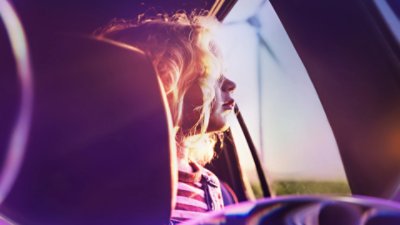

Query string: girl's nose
222 77 236 92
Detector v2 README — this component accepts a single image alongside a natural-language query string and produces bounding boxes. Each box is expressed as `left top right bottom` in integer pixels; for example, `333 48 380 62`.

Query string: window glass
229 117 261 199
216 0 351 196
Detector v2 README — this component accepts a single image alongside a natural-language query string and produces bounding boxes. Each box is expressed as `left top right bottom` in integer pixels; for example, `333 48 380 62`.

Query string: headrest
0 36 175 225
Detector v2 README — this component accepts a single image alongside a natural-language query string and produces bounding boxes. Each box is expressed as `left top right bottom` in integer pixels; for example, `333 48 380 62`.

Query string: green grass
271 180 351 196
249 180 351 198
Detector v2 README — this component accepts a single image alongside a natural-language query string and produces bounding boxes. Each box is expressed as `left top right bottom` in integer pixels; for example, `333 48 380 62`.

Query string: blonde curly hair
97 12 223 165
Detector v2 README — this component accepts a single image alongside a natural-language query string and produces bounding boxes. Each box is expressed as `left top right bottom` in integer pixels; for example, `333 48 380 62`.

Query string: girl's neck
177 158 193 173
177 144 193 173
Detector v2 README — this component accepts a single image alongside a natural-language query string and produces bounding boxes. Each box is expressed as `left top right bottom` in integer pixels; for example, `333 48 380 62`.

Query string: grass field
272 180 351 195
251 180 351 198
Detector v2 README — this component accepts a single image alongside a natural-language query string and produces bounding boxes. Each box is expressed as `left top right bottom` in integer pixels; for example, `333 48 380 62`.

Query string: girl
97 13 236 223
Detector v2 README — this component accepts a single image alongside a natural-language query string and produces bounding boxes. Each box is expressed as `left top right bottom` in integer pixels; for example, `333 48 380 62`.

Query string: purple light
0 0 34 204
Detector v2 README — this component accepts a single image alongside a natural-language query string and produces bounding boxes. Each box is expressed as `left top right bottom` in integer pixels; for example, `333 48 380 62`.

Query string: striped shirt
170 162 224 224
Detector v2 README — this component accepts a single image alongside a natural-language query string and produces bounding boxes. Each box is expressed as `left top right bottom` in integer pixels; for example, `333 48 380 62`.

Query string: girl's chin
207 121 229 133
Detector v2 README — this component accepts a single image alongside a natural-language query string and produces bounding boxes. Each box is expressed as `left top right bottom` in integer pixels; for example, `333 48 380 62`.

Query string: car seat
0 2 177 224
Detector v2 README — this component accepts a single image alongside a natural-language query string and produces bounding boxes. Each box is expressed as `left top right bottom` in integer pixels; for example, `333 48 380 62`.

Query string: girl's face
180 76 236 134
208 76 236 132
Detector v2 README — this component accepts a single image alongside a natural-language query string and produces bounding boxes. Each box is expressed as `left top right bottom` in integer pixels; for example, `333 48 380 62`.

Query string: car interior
1 0 400 224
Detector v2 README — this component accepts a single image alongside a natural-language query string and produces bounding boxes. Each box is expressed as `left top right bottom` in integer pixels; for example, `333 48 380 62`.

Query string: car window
216 0 351 197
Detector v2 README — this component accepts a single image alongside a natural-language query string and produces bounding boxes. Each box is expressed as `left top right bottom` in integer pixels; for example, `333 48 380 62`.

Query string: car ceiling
9 0 234 35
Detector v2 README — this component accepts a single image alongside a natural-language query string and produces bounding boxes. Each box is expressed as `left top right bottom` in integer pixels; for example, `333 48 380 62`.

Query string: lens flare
0 0 34 204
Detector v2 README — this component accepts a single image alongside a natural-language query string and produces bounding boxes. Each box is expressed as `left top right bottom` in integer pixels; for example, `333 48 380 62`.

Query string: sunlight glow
0 0 34 204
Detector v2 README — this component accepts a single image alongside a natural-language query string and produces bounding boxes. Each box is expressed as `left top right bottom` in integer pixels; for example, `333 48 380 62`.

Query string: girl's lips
222 99 235 110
